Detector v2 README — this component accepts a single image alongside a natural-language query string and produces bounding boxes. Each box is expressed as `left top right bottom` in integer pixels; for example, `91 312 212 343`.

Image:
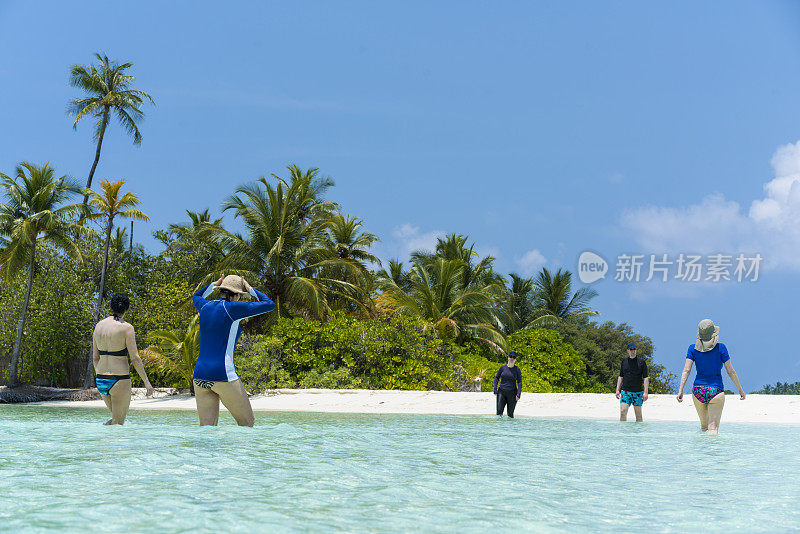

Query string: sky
1 0 799 390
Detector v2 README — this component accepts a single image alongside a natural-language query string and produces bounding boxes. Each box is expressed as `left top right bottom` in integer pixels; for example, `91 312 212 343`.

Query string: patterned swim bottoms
692 386 724 404
193 379 215 390
620 390 643 406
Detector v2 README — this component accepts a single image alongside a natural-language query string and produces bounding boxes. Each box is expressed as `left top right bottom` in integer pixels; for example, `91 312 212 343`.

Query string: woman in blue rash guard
192 275 275 426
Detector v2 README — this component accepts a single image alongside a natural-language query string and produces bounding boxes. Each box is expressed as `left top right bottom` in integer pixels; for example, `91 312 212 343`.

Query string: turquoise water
1 406 798 532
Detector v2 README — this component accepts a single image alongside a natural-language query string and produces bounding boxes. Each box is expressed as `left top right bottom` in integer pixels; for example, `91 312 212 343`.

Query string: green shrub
241 313 455 392
508 329 588 392
450 342 553 393
237 336 294 391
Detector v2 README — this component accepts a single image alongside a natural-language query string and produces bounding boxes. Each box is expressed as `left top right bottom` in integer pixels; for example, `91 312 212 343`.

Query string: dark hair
109 293 130 315
219 288 234 300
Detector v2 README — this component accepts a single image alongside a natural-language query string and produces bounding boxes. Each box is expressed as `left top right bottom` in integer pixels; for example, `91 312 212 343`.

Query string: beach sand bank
26 390 800 424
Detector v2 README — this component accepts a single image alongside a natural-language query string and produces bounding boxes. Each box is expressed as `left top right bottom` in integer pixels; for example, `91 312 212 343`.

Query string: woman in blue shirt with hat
677 319 746 434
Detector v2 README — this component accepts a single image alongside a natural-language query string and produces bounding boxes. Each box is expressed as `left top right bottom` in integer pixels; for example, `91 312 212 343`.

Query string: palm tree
501 273 537 333
525 267 598 328
203 166 368 320
323 214 381 265
0 163 85 386
377 258 507 351
321 214 381 313
82 180 148 387
68 53 154 204
169 209 224 239
109 226 129 257
140 315 200 394
376 259 412 292
164 209 226 282
411 234 503 290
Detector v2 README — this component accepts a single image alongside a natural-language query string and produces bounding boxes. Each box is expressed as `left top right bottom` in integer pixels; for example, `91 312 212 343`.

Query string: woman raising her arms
192 275 275 426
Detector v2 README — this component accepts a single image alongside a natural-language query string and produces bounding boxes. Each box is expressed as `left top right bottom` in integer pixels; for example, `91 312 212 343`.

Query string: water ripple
1 406 798 532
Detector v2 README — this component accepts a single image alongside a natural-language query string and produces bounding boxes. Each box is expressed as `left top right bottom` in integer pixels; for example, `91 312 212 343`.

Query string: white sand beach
30 390 800 424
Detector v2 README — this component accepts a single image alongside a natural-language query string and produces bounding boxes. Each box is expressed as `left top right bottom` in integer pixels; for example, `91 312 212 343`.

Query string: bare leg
195 385 221 426
633 405 643 422
620 402 630 421
706 392 725 434
692 394 709 431
101 393 114 425
212 380 255 427
107 379 132 425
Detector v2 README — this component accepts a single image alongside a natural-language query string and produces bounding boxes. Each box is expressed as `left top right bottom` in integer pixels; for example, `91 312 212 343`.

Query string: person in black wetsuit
494 351 522 417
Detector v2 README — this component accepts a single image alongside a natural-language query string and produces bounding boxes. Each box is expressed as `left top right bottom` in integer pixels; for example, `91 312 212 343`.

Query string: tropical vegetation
1 53 680 395
753 381 800 395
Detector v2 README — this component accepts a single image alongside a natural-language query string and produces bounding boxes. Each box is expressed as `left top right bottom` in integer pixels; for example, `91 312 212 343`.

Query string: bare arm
724 360 746 400
643 377 650 401
615 376 622 399
676 359 693 402
126 325 154 397
92 329 100 370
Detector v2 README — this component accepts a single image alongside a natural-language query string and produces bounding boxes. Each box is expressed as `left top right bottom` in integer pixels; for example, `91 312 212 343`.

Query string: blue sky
2 0 799 389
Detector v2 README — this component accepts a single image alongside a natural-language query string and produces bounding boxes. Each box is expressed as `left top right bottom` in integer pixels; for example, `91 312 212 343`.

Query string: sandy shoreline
17 390 800 424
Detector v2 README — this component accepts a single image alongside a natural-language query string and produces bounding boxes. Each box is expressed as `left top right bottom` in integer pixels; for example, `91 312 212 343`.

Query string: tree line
1 52 676 393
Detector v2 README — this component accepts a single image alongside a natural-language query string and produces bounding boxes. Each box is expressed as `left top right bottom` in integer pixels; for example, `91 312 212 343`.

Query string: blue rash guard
686 343 730 389
192 284 276 382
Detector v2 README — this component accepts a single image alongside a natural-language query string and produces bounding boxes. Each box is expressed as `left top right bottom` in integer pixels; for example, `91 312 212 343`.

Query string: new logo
578 251 608 284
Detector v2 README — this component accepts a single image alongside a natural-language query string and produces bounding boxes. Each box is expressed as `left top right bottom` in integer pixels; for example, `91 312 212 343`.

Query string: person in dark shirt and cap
615 342 649 421
494 351 523 417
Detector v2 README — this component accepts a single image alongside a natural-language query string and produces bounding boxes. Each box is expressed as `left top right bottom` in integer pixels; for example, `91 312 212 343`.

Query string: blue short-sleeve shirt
686 343 730 389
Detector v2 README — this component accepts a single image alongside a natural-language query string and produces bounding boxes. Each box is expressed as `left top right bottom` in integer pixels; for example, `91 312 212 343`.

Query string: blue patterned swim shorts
620 390 643 406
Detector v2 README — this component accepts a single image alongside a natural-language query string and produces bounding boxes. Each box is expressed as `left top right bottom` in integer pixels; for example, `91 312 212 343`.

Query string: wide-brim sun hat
695 319 719 352
218 275 248 295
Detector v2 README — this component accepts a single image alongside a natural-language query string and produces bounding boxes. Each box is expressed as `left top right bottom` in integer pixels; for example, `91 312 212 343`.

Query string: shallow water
0 406 798 533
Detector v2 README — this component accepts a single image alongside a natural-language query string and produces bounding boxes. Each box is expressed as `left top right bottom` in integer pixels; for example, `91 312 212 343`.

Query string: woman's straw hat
218 275 248 295
695 319 719 352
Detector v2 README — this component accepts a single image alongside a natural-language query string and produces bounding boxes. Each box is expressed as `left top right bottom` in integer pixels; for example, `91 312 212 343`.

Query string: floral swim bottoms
620 390 643 406
692 386 724 404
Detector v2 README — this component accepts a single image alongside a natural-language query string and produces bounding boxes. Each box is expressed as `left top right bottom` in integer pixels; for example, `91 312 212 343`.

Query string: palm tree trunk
84 220 113 388
82 108 109 205
9 242 37 387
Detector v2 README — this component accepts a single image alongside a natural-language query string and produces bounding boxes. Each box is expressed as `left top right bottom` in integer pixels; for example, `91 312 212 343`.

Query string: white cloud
390 224 446 260
515 249 547 276
621 140 800 271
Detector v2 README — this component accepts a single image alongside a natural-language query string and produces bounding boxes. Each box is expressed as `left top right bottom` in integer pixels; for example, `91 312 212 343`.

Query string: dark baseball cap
626 342 637 350
508 351 518 359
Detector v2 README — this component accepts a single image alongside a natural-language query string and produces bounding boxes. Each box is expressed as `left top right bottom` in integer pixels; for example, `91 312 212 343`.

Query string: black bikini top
99 347 129 357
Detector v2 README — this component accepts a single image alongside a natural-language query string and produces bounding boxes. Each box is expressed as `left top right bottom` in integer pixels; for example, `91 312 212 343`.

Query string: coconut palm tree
411 234 503 290
140 315 200 394
81 180 148 387
169 209 224 238
68 53 154 204
164 209 227 283
323 214 381 265
202 166 368 320
320 214 381 313
500 273 537 334
377 258 507 352
0 163 85 386
376 259 412 292
525 267 598 328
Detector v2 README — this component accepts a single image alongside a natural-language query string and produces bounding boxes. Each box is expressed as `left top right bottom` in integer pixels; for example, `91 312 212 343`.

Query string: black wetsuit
494 364 522 417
